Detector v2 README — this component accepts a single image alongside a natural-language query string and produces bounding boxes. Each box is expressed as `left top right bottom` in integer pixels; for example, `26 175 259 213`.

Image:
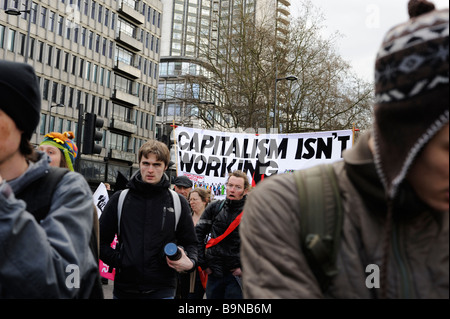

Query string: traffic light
82 112 104 155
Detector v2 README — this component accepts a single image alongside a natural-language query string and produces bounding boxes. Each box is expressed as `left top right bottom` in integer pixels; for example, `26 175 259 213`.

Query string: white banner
175 127 353 198
93 182 109 219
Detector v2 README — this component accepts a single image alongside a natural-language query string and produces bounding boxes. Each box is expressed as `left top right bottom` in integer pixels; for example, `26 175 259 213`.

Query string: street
102 280 113 299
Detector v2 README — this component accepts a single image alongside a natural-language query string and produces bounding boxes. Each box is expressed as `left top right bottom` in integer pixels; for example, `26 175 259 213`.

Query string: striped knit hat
372 0 449 199
40 131 78 171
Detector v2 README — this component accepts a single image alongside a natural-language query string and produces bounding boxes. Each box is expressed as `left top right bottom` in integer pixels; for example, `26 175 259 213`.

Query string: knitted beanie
40 131 78 171
373 0 449 199
0 60 41 140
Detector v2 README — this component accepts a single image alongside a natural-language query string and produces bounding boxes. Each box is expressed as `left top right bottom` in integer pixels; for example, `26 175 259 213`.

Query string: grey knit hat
372 0 449 199
0 60 41 140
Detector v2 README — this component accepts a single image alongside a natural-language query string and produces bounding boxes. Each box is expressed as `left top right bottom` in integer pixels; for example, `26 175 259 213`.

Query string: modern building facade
1 0 162 189
157 0 292 139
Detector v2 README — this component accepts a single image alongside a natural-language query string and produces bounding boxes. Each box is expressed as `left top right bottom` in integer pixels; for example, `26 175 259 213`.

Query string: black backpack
294 164 344 293
15 166 104 299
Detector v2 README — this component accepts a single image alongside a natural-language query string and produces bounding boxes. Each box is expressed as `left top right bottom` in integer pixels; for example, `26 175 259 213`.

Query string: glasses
226 183 243 191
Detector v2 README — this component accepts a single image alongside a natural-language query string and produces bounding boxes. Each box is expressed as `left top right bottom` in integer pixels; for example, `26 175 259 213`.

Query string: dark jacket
196 197 246 277
99 172 198 293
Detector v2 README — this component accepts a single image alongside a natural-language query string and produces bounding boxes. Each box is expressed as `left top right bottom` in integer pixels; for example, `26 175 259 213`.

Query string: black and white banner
175 127 353 196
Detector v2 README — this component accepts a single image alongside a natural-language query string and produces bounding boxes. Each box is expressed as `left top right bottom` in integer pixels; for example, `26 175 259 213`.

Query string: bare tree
187 0 373 133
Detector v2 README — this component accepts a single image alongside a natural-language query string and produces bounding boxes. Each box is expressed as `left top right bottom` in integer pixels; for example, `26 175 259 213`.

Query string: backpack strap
117 188 181 236
16 167 69 222
169 189 181 231
294 164 343 293
117 188 129 237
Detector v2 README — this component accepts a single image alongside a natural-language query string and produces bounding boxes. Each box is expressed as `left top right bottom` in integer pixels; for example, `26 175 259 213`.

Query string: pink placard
99 235 118 281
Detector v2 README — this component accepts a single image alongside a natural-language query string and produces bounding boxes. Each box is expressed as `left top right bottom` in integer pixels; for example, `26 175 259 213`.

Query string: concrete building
156 0 292 140
1 0 162 189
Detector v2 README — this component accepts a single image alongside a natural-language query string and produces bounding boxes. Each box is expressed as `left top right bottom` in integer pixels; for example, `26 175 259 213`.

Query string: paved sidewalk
102 279 113 299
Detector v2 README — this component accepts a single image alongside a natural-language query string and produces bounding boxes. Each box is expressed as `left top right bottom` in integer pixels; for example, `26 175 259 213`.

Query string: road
102 279 113 299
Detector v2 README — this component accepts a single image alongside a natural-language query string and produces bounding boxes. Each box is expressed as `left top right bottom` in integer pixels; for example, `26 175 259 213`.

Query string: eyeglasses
226 183 243 191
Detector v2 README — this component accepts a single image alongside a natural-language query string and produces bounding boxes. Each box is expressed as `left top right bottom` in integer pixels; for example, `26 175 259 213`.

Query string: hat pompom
64 131 75 140
408 0 435 18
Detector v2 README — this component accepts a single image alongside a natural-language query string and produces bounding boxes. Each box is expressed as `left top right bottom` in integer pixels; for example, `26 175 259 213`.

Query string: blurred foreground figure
241 0 449 299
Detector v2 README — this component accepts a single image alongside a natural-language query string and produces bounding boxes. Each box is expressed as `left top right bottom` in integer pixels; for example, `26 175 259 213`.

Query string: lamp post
5 0 32 63
273 74 298 129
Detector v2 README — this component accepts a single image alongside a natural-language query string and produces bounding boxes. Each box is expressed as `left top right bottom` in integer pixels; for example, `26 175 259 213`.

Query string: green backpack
293 164 344 293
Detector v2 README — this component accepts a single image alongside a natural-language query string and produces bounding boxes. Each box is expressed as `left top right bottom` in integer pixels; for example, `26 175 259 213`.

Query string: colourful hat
40 131 78 171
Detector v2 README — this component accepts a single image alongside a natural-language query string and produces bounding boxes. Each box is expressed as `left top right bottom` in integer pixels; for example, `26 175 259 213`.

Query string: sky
290 0 449 83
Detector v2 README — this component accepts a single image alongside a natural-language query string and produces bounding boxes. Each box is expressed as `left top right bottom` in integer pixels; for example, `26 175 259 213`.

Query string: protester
0 60 102 298
173 175 193 199
196 170 249 299
241 0 449 299
39 131 78 171
99 140 198 299
178 188 212 299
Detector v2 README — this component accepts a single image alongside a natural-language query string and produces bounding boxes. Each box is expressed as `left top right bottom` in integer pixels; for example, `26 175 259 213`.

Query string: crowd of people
0 0 448 299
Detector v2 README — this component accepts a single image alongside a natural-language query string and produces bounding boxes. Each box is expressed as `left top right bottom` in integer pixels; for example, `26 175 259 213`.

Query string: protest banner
175 127 353 197
93 182 116 281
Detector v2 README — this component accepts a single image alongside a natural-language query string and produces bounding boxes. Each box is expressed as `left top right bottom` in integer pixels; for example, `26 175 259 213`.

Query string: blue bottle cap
164 243 178 256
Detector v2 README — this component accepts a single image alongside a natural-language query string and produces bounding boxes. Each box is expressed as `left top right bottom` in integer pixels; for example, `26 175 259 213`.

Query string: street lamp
48 103 64 133
5 0 32 63
273 75 298 129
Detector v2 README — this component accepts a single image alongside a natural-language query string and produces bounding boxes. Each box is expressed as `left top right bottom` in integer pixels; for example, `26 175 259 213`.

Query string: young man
241 0 448 299
0 60 101 298
196 170 249 299
99 140 198 299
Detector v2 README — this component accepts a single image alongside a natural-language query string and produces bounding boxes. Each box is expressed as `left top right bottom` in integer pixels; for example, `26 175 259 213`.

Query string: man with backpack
196 170 249 299
241 0 448 299
0 60 102 298
99 140 198 299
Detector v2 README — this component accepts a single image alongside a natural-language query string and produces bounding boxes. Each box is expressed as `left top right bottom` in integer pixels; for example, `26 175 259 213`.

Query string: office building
157 0 291 140
1 0 162 188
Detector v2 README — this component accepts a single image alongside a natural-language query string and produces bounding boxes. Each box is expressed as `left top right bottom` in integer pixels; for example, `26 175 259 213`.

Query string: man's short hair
227 170 250 190
138 140 170 168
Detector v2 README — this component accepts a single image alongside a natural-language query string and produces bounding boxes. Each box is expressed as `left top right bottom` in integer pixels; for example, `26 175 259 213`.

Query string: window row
1 25 159 83
39 112 151 155
36 73 156 111
1 1 161 54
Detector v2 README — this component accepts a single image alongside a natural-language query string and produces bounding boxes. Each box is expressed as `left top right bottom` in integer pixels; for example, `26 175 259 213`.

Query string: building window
43 79 50 100
47 44 53 65
7 29 15 52
40 6 47 28
0 25 5 49
48 11 55 32
57 15 64 36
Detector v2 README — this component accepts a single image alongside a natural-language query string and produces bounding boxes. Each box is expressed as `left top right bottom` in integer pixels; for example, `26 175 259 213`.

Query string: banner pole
172 119 179 176
352 123 360 146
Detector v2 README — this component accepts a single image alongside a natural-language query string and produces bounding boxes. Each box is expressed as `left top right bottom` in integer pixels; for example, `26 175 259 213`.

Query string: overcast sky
290 0 449 83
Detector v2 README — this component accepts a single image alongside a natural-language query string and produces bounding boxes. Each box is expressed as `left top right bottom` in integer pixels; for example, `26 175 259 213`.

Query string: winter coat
196 197 246 277
0 152 99 298
99 172 198 293
241 133 449 298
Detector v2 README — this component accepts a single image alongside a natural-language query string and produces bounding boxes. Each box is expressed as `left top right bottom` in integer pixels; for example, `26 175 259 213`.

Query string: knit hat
0 60 41 140
40 131 78 171
372 0 449 199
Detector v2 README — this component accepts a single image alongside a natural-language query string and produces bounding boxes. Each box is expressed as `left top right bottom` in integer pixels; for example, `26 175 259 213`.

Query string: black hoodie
99 172 198 293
